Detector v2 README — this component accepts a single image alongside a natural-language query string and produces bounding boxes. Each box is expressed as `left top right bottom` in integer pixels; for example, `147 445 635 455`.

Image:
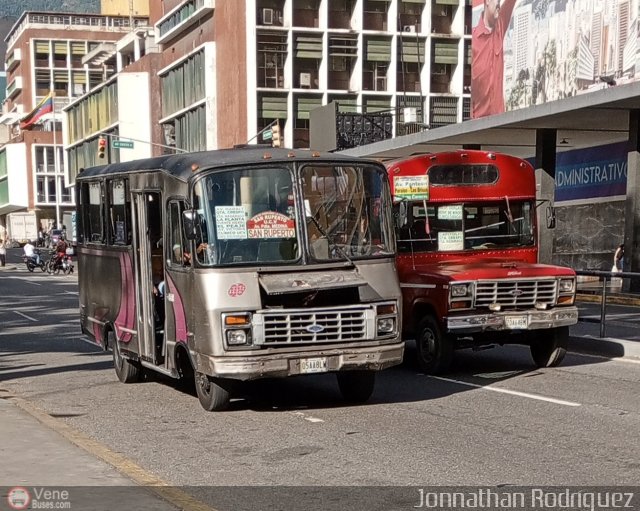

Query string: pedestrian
614 243 625 272
0 238 6 267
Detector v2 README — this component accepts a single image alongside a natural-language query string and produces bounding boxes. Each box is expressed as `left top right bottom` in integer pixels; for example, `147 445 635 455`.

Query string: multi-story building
64 0 474 188
0 9 148 239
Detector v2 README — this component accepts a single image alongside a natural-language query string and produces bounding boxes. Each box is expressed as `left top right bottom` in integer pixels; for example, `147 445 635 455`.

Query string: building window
161 50 206 117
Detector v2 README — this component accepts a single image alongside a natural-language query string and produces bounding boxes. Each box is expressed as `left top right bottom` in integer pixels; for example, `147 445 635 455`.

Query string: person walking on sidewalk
614 243 625 272
0 238 6 267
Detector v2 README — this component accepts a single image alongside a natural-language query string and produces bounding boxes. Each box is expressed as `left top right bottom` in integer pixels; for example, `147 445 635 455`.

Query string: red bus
386 150 579 374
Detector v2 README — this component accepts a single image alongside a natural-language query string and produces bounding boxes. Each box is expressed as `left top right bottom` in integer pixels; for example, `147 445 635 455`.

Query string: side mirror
182 210 199 240
546 206 556 229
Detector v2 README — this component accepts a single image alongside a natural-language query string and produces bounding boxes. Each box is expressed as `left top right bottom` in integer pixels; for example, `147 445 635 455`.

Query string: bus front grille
475 279 558 308
259 309 367 345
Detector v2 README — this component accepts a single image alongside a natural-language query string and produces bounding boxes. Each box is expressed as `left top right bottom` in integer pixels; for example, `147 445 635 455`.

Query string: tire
46 261 54 274
27 263 34 273
111 333 142 383
40 263 47 272
336 370 376 404
530 326 568 368
195 372 232 411
415 316 454 375
63 264 72 275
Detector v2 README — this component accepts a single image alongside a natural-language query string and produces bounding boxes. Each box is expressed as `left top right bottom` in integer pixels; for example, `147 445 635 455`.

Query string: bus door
131 191 164 365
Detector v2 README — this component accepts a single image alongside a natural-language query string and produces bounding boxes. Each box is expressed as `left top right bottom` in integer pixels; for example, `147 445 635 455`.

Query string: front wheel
336 370 376 404
26 263 34 273
40 262 47 272
111 333 142 383
195 372 232 411
415 316 454 375
530 326 568 368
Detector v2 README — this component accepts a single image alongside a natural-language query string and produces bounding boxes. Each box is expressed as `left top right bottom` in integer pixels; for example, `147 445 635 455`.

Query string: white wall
117 72 153 160
7 143 28 208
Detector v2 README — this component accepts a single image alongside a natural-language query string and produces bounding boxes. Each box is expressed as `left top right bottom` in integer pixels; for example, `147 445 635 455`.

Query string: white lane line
428 375 581 407
63 291 79 295
13 311 38 322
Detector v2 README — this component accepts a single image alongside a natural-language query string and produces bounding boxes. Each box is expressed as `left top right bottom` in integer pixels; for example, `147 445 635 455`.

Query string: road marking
427 375 582 407
63 291 79 295
13 311 38 322
291 411 325 423
5 393 221 511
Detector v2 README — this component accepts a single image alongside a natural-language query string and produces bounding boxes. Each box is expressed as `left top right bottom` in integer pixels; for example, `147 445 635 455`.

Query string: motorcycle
23 249 46 272
46 252 74 275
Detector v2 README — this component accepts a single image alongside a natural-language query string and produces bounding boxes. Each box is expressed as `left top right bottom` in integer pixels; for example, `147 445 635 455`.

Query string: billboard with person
471 0 640 119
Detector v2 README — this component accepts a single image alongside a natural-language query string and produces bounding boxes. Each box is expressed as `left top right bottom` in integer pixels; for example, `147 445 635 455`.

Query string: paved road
1 253 639 509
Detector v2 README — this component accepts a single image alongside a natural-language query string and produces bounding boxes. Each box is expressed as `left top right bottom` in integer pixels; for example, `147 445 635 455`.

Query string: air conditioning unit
263 8 274 25
404 25 416 33
300 72 311 88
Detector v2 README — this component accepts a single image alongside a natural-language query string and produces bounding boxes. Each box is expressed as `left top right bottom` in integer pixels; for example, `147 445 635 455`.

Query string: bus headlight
558 278 575 293
227 329 249 345
377 317 396 335
223 313 253 347
450 283 472 298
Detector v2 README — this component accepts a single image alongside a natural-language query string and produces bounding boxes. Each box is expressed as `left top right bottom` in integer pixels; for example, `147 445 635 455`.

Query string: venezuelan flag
20 92 54 130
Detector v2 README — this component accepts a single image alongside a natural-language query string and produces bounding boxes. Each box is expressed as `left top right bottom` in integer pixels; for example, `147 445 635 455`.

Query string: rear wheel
111 333 142 383
40 262 47 272
27 263 34 273
336 370 376 404
530 326 568 368
195 372 232 411
415 316 454 375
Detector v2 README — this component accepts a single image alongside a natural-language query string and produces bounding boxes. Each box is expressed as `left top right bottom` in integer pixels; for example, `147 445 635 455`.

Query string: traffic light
271 120 282 148
97 136 107 159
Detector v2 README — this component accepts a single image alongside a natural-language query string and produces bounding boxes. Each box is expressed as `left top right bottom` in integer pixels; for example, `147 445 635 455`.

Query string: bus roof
385 149 536 201
77 146 378 181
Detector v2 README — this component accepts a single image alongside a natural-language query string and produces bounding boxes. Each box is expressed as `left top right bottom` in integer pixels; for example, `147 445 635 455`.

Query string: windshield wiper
306 214 354 266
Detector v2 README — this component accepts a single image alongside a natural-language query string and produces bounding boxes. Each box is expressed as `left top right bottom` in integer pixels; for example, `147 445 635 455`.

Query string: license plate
505 315 528 329
300 357 328 374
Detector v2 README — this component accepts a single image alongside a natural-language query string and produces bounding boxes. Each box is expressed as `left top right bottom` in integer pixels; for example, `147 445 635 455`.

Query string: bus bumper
446 306 579 334
195 342 404 380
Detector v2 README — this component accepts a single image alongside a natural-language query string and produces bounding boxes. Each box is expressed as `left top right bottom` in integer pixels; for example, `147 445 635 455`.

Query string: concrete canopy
341 80 640 160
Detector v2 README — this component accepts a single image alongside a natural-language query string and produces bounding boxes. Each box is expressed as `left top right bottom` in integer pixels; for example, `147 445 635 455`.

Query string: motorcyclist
54 237 68 268
23 240 41 265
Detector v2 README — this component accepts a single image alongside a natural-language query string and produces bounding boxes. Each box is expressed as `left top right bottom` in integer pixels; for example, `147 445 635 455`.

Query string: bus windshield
396 200 535 253
192 163 394 266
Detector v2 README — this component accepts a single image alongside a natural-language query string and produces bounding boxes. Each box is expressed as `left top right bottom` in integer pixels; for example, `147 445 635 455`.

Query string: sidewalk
0 394 182 510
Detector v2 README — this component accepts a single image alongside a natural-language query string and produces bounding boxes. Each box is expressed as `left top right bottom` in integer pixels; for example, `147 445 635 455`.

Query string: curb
576 292 640 307
569 335 640 360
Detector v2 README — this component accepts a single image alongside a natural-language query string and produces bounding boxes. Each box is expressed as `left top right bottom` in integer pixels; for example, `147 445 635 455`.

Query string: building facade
0 11 147 240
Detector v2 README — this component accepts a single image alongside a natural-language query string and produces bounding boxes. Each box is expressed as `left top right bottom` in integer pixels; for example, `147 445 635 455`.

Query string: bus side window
83 181 104 244
168 201 188 267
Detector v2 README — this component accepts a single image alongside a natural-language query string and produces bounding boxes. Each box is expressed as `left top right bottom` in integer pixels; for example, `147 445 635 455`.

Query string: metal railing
575 269 640 337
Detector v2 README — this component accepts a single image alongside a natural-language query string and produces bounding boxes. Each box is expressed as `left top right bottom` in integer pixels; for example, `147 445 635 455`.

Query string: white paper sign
215 206 248 239
438 231 464 251
437 205 463 221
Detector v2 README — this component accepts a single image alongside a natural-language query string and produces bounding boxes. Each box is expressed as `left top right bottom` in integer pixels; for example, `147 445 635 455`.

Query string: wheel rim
418 327 437 364
113 340 124 371
197 373 211 396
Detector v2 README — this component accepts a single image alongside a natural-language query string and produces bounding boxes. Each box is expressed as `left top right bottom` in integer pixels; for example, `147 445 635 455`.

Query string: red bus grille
475 280 558 308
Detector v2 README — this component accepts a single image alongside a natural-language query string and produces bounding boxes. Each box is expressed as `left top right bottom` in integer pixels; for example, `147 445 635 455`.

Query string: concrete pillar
534 128 556 265
625 110 640 290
